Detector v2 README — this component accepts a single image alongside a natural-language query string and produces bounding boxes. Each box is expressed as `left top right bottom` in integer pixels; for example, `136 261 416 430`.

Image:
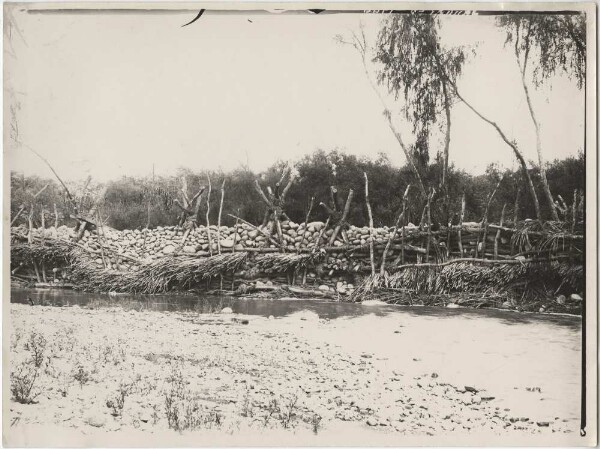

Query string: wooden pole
11 206 25 226
513 186 521 226
494 204 506 260
217 179 226 254
380 185 410 275
96 211 108 269
570 190 577 260
446 214 452 260
206 174 213 256
54 203 59 228
364 172 376 276
425 189 433 262
477 175 504 258
458 194 465 257
329 189 354 245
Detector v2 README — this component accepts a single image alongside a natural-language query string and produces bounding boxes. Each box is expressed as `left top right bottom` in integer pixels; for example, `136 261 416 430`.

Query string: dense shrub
10 149 584 230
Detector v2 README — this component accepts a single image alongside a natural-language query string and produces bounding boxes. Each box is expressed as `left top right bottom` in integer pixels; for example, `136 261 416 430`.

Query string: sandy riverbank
4 303 580 446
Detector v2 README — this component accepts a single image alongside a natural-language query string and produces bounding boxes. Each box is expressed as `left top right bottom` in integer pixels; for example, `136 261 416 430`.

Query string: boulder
570 293 583 301
220 239 234 249
85 412 107 428
318 285 330 292
221 307 233 314
183 246 197 254
162 245 176 255
556 295 566 305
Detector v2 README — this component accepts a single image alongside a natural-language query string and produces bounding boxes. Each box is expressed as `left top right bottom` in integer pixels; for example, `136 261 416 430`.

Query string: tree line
10 149 584 231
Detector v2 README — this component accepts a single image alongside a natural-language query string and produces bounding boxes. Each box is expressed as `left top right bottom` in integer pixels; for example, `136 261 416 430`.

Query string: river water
10 287 583 429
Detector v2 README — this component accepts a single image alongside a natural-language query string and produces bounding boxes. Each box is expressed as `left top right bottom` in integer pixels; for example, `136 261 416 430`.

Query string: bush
11 362 41 404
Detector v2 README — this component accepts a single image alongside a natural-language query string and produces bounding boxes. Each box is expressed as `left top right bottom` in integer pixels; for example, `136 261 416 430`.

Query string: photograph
3 2 597 446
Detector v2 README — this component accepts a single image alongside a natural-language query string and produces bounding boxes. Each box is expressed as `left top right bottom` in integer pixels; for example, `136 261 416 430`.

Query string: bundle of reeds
253 251 324 274
350 259 583 303
11 240 74 265
70 252 248 294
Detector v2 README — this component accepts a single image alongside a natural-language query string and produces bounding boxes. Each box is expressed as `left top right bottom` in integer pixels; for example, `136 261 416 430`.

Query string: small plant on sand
241 385 254 418
100 342 127 366
10 328 23 351
24 332 47 369
163 364 188 431
279 393 299 429
56 373 70 398
106 380 137 417
10 362 41 404
72 364 90 388
163 363 222 431
310 413 322 434
262 398 279 428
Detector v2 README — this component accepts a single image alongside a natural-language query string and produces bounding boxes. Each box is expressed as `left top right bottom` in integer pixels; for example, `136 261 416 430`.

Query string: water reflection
10 287 580 330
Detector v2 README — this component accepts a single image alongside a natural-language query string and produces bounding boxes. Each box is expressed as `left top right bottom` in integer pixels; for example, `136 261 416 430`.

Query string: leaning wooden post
425 189 434 263
300 196 314 250
96 210 108 269
40 207 47 282
457 194 465 257
53 203 59 228
231 211 240 290
569 190 577 260
301 197 314 285
205 174 213 256
227 214 281 248
513 186 521 226
477 175 504 258
364 172 376 276
217 179 226 255
328 189 354 245
11 206 25 226
493 204 506 260
75 185 108 242
446 213 452 260
381 185 410 275
27 207 42 282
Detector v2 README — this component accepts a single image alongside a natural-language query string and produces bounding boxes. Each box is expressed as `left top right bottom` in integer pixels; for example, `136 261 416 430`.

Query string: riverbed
6 288 582 446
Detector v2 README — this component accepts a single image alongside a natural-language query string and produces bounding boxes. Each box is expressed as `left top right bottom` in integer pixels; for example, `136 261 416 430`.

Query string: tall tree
374 12 466 192
498 13 586 221
384 15 545 220
335 24 428 198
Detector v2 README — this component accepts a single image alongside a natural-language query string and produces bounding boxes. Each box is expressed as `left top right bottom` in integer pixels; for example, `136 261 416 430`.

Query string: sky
4 6 585 182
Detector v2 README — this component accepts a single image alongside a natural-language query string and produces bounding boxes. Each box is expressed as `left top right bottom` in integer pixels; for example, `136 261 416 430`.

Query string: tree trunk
441 80 452 189
453 86 542 221
519 70 559 221
355 46 427 198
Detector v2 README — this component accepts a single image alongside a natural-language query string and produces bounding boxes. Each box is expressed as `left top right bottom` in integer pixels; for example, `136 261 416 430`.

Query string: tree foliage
498 13 586 88
374 12 467 153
